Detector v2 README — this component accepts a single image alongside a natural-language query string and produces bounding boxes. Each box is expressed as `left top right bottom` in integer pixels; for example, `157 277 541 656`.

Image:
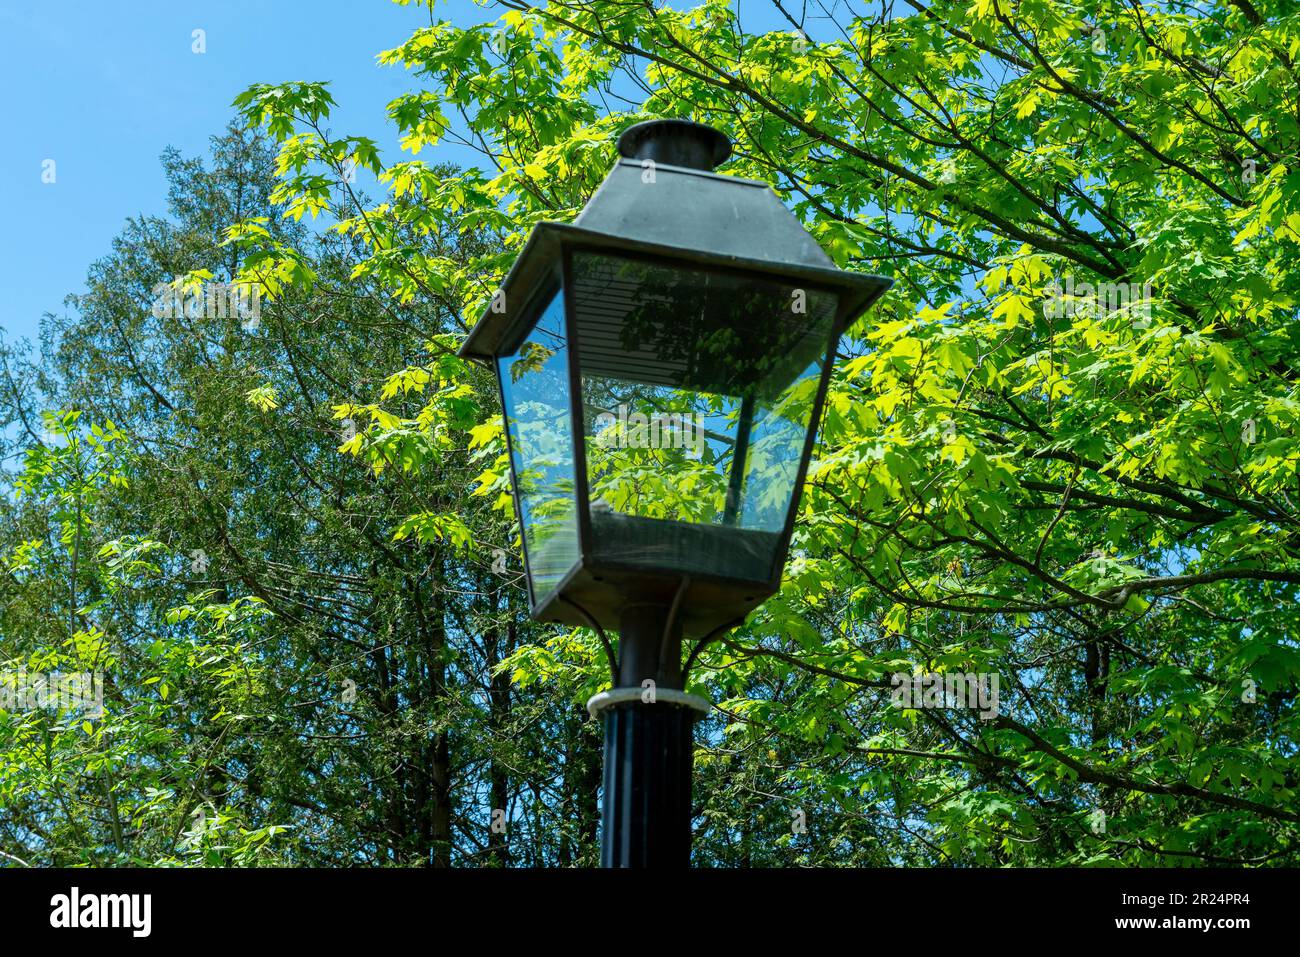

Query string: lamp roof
459 122 891 362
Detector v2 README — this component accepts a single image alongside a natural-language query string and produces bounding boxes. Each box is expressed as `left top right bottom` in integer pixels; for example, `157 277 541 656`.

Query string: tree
234 0 1299 865
1 124 601 866
5 0 1295 868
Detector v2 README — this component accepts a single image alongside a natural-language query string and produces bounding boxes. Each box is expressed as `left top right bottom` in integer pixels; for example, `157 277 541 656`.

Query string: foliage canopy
3 0 1298 866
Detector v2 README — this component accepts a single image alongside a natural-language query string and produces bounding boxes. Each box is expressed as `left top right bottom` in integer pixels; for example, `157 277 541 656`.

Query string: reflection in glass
498 292 579 602
572 252 838 583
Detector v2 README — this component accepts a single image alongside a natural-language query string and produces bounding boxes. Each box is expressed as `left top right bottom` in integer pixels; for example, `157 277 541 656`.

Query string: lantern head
461 119 891 638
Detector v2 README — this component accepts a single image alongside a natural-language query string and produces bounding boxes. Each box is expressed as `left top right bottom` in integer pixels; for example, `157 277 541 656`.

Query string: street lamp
460 119 891 867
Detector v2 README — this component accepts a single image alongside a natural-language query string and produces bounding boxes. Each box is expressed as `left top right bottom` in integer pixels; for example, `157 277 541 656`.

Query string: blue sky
0 0 819 351
0 0 490 347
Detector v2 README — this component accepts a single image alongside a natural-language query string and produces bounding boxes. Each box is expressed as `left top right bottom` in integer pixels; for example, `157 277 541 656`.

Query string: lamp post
459 119 891 867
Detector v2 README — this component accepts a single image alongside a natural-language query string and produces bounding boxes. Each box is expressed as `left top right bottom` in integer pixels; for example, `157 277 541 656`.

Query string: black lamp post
459 119 891 867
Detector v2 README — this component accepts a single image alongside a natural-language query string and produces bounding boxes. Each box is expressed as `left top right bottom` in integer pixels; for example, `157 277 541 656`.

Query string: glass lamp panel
497 291 580 604
571 251 838 583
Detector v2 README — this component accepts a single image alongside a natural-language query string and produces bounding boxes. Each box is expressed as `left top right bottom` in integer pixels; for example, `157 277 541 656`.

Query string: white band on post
586 687 712 720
